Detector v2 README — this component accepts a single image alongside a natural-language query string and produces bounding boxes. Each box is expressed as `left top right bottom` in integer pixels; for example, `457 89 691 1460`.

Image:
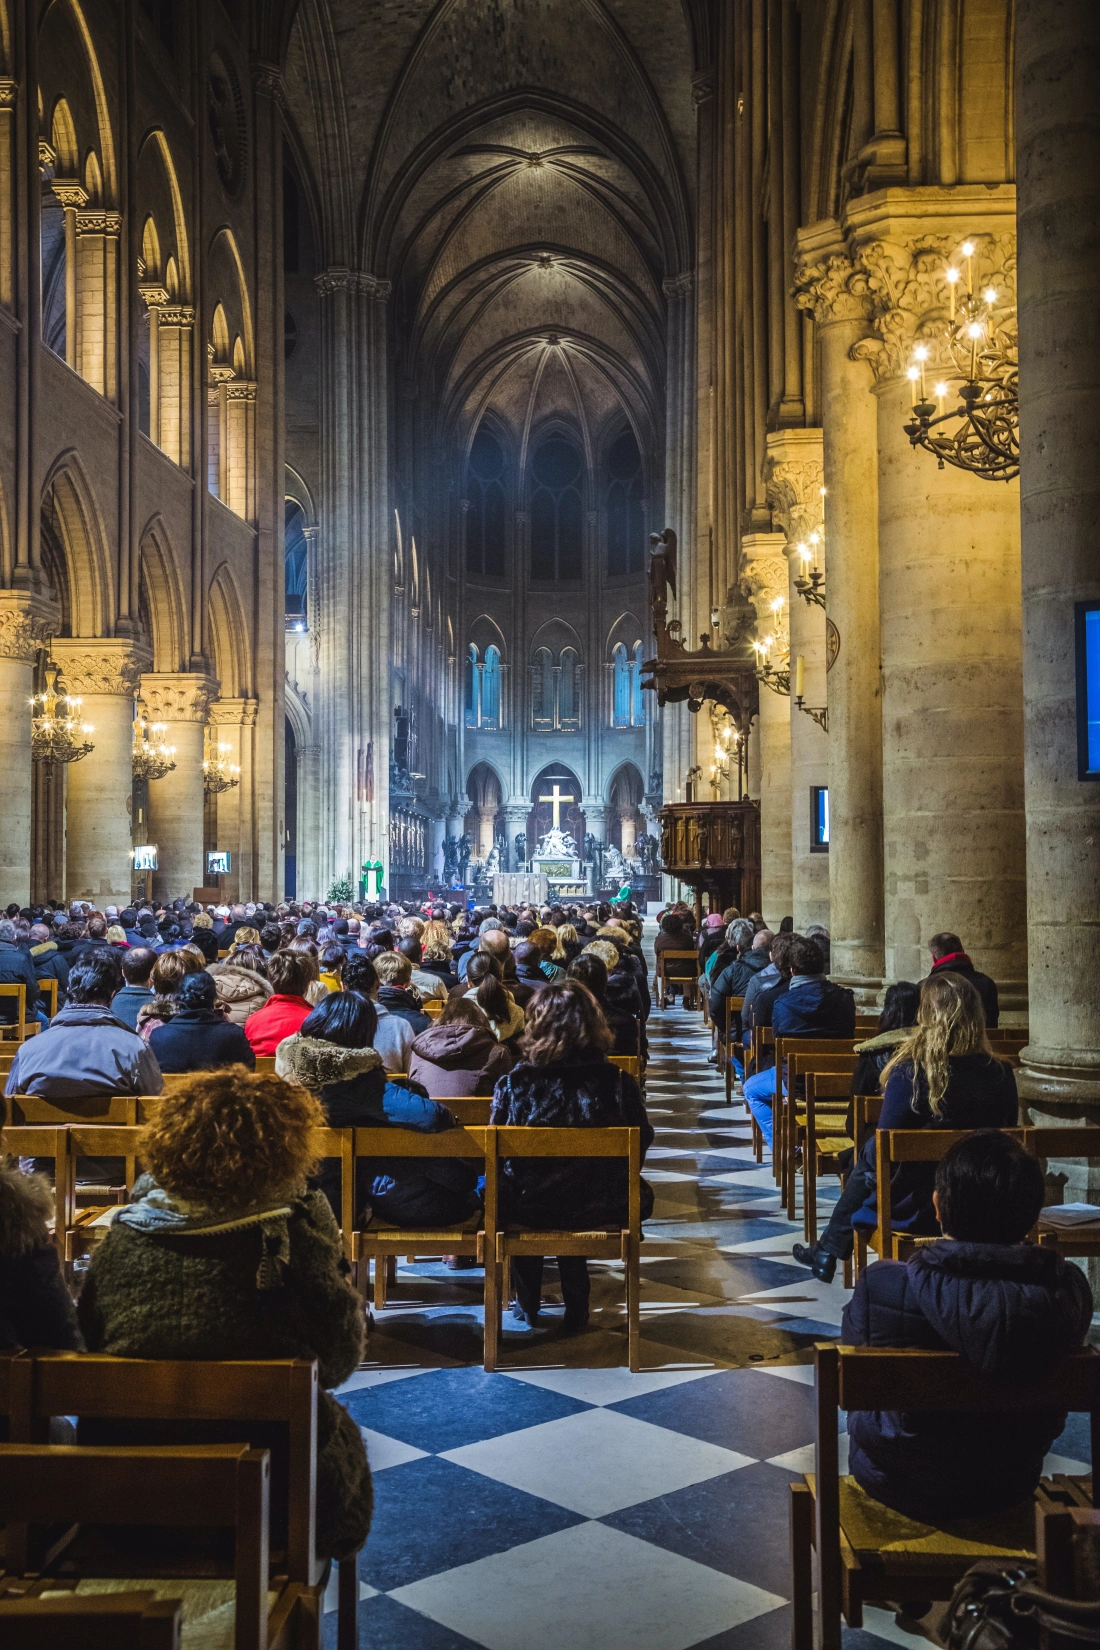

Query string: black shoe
511 1305 539 1327
792 1242 837 1283
561 1309 590 1332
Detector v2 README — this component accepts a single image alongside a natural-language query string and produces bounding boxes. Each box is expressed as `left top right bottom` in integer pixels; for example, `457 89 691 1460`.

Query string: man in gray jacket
6 952 163 1101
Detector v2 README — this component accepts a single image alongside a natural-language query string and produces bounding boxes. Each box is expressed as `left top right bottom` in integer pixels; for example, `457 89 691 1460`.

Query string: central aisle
327 954 959 1648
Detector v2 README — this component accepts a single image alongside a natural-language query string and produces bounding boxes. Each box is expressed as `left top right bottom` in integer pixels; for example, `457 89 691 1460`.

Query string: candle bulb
907 364 919 405
795 654 805 699
945 266 959 320
914 344 928 399
962 240 974 295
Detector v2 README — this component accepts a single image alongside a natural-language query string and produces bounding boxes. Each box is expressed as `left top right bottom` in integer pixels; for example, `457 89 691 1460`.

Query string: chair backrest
10 1352 320 1587
486 1125 641 1238
0 1589 183 1649
35 978 59 1020
254 1056 277 1074
441 1097 492 1125
0 982 27 1040
0 1442 270 1643
852 1093 882 1156
10 1094 138 1125
875 1126 1026 1256
159 1072 199 1091
609 1054 641 1081
1 1130 72 1256
67 1124 146 1206
1025 1126 1100 1159
787 1051 858 1086
315 1124 489 1251
422 999 444 1020
805 1071 852 1104
775 1037 858 1095
657 950 698 981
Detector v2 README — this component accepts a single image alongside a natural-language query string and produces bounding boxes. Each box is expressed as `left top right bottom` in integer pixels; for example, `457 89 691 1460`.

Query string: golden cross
538 782 574 829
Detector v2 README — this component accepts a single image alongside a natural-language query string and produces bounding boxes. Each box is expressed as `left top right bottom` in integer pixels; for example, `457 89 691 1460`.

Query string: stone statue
604 844 629 885
514 832 527 869
484 838 502 875
442 835 459 879
536 824 578 859
457 832 472 880
648 528 678 630
635 832 659 876
584 832 606 883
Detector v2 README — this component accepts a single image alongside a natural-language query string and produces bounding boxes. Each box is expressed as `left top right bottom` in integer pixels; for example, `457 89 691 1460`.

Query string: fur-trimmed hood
275 1035 383 1089
0 1160 54 1256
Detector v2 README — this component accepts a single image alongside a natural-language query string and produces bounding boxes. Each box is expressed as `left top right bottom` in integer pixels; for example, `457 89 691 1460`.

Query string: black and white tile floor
328 956 1088 1649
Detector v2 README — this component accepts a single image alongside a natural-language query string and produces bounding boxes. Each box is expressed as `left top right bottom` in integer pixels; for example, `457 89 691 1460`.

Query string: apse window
811 785 830 852
1076 603 1100 779
530 436 583 582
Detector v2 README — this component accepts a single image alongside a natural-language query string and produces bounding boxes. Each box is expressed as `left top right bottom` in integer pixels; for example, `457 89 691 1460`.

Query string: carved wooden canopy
640 529 760 731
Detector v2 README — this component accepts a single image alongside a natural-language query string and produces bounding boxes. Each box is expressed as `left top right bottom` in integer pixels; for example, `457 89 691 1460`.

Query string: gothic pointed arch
138 517 187 672
207 562 252 700
40 452 114 637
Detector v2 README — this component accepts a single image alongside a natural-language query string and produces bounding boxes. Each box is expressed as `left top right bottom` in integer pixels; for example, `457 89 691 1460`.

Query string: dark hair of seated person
68 951 124 1005
397 936 422 963
513 941 542 969
440 995 491 1030
299 990 378 1048
341 953 378 999
367 929 394 952
567 952 608 999
935 1129 1045 1245
319 943 346 975
260 923 282 951
520 979 613 1065
120 945 156 986
786 934 826 976
465 952 502 988
266 948 317 998
226 944 269 979
879 979 920 1034
175 971 220 1013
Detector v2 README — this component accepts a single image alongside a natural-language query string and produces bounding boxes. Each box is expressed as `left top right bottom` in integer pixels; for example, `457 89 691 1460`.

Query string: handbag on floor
945 1559 1100 1649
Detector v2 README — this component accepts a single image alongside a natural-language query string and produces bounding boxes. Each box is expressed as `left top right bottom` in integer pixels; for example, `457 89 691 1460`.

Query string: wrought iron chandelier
31 665 95 766
708 711 746 800
902 241 1018 483
751 595 791 696
203 740 240 795
792 487 827 609
132 713 176 782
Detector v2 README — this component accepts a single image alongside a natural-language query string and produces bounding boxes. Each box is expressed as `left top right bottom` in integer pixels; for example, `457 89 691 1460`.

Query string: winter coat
275 1037 479 1228
489 1055 654 1230
461 989 526 1048
372 1002 414 1073
110 983 155 1033
842 1240 1092 1521
514 961 552 996
420 958 460 993
244 993 313 1057
206 961 274 1024
149 1009 256 1074
0 941 41 1023
0 1161 82 1358
709 948 772 1030
189 927 220 963
4 1004 163 1100
376 985 431 1034
851 1054 1019 1235
843 1026 914 1138
409 967 447 1003
926 953 1000 1029
28 939 69 1000
77 1185 371 1560
772 976 856 1040
408 1017 515 1096
741 962 779 1025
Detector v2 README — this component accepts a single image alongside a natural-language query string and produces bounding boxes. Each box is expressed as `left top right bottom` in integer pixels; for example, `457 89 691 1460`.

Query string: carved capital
52 638 152 696
314 267 391 302
139 281 171 309
738 530 790 619
662 271 694 299
158 305 195 329
251 59 286 105
763 431 824 546
139 672 219 723
51 180 89 211
0 79 17 110
793 251 873 327
208 695 259 729
225 379 257 402
691 71 715 107
76 210 122 237
0 590 60 663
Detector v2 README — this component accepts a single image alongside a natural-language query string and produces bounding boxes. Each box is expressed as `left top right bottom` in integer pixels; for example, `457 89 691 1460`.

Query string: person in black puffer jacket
490 980 653 1330
148 971 256 1073
567 953 638 1055
843 1129 1092 1522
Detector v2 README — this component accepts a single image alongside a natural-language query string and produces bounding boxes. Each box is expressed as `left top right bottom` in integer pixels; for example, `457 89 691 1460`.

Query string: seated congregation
1 894 1096 1649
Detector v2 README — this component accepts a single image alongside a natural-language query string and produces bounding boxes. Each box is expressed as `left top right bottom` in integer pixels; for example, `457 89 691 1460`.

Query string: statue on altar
535 823 578 859
513 831 527 870
635 832 659 876
456 832 472 882
604 844 629 886
484 838 503 875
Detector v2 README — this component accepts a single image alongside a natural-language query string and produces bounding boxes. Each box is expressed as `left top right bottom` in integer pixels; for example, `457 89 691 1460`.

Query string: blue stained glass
1086 609 1100 775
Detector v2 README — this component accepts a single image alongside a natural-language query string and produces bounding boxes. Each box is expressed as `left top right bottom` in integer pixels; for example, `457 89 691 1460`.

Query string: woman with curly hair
489 980 653 1331
77 1068 372 1561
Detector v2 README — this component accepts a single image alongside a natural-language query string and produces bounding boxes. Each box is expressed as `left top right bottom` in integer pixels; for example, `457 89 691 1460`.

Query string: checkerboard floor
326 954 1087 1649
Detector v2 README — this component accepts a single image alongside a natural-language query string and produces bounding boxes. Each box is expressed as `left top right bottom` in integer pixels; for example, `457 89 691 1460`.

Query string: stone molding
662 272 694 298
738 529 790 619
139 672 219 724
762 430 824 548
0 590 60 664
138 282 171 309
158 305 195 329
0 79 17 110
314 267 392 302
76 211 122 236
52 638 152 696
225 379 257 402
208 695 259 729
793 250 873 328
51 181 89 211
251 59 286 107
691 71 714 107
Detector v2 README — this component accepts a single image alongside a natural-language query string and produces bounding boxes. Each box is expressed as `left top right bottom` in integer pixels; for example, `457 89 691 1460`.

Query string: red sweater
244 994 312 1057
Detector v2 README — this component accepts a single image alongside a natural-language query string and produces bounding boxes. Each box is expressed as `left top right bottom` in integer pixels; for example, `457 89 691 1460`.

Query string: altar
529 784 588 898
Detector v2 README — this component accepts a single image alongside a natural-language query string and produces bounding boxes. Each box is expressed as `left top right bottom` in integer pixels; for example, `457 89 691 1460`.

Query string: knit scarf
115 1182 295 1289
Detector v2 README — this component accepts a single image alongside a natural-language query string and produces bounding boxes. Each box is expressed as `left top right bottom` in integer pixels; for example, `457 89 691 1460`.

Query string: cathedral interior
3 0 1100 1646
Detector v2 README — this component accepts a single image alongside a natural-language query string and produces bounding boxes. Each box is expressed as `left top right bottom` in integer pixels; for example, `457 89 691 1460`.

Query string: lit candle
795 654 805 699
907 364 919 405
809 530 821 570
961 240 974 295
945 266 959 320
914 344 928 399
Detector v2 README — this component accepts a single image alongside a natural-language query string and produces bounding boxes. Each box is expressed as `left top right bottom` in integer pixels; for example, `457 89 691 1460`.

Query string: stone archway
528 763 585 861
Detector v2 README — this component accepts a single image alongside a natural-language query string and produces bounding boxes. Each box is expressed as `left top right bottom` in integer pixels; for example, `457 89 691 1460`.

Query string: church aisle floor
329 963 1081 1649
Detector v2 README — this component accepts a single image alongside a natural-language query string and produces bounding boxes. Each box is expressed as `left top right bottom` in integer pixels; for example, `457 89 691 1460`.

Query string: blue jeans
742 1068 781 1149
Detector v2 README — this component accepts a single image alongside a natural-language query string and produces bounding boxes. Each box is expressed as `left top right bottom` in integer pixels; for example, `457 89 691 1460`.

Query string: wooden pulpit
658 801 761 919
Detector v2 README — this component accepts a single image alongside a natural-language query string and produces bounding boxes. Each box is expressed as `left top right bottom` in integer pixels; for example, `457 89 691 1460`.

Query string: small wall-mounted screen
811 786 830 852
133 844 158 871
1077 604 1100 780
207 851 231 875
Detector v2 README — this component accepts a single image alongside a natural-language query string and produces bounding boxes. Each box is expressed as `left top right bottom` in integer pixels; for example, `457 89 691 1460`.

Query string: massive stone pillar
502 803 529 872
849 192 1026 993
208 697 258 901
140 673 217 903
740 531 792 926
764 433 830 931
1016 0 1100 1105
795 234 885 990
52 640 149 903
0 593 57 907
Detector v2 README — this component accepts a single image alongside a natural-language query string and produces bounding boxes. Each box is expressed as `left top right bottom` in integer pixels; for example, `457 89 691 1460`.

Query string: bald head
752 929 774 951
480 929 510 960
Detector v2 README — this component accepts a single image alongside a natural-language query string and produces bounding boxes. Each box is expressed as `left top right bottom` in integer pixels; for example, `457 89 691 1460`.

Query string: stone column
426 811 446 885
295 741 322 902
795 233 885 990
0 592 57 907
75 209 120 402
764 432 830 931
52 640 149 903
501 802 529 871
1016 0 1100 1105
849 192 1025 991
207 697 258 901
140 673 217 902
740 530 792 927
620 810 636 858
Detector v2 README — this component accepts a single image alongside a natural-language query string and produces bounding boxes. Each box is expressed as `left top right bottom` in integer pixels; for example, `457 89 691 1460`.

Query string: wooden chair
64 1125 146 1266
801 1072 859 1243
654 949 699 1009
875 1127 1025 1263
8 1351 356 1648
780 1051 858 1215
609 1053 641 1082
0 1583 183 1648
745 1026 775 1161
0 983 35 1041
790 1342 1100 1650
483 1124 643 1373
772 1038 858 1190
35 977 59 1020
722 996 744 1104
1025 1126 1100 1258
441 1097 492 1125
343 1125 489 1312
851 1094 882 1280
217 948 232 959
422 998 445 1020
9 1093 140 1125
0 1443 287 1650
1 1128 72 1262
254 1056 277 1075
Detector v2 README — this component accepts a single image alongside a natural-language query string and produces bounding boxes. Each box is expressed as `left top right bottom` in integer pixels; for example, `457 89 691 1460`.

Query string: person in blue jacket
740 934 855 1148
275 990 479 1229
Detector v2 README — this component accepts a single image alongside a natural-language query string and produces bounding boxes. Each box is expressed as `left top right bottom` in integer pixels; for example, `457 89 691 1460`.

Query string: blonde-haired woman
793 972 1018 1282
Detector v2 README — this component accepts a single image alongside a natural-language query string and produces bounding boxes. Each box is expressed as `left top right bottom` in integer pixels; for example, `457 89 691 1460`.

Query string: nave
325 985 1091 1650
